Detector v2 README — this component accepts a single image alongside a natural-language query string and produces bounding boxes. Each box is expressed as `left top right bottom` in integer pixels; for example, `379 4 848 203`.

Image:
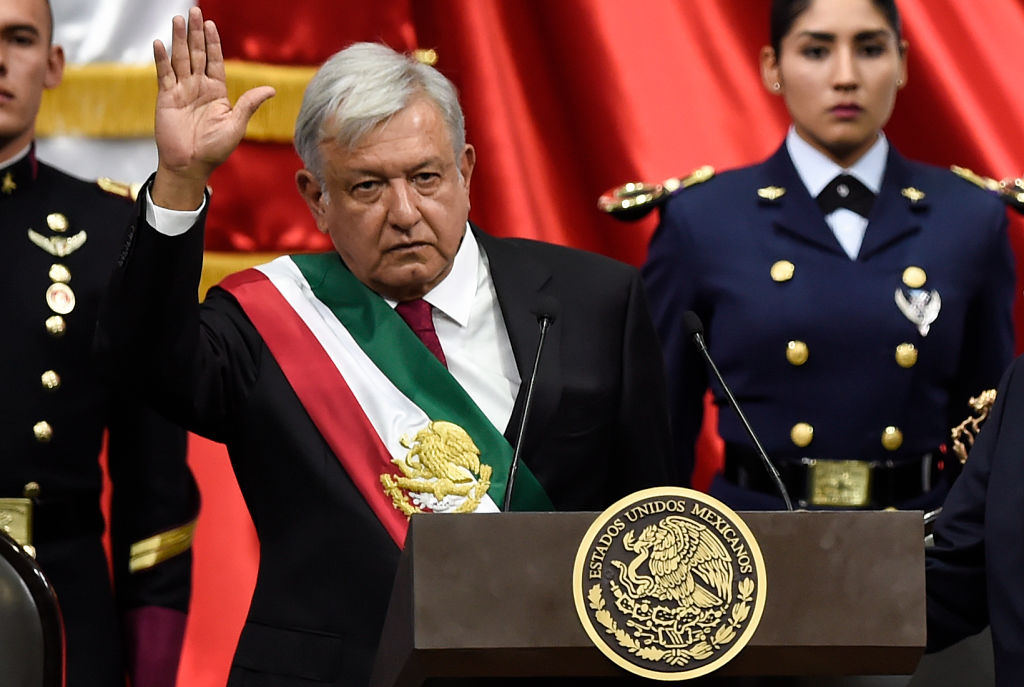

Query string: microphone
683 311 794 511
503 301 559 511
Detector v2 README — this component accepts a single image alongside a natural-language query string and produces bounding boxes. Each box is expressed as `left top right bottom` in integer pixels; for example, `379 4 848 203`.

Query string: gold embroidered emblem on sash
380 420 493 516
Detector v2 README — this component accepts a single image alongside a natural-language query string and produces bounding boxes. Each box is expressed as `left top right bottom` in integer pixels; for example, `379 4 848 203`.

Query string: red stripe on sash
220 268 409 547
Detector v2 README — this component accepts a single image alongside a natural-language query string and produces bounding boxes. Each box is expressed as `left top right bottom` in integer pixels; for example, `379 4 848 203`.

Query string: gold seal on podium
573 487 767 681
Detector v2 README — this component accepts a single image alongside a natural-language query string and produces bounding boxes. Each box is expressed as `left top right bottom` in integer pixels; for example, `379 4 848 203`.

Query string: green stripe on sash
291 253 553 511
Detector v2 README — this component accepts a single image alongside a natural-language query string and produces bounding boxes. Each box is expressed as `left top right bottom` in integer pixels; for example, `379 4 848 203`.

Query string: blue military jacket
643 143 1015 502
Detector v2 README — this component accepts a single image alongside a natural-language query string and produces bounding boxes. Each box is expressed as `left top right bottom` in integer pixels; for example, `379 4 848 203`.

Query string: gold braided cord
128 518 198 573
37 60 316 142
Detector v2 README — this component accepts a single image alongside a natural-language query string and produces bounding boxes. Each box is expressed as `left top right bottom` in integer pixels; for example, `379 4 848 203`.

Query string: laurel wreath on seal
587 577 755 666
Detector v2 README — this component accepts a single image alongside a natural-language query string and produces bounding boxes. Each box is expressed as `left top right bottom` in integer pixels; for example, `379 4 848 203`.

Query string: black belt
723 443 944 508
0 491 104 546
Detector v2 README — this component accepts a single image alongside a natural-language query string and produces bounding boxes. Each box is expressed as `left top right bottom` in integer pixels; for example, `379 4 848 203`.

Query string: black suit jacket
101 199 672 686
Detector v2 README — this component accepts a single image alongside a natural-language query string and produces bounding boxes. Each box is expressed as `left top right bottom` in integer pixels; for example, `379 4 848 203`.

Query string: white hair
294 42 466 180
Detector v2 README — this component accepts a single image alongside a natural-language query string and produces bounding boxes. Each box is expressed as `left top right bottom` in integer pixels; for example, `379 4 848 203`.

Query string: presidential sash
220 254 552 547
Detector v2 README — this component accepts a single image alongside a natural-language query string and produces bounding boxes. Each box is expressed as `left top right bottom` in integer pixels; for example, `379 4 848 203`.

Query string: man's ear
296 169 328 233
44 44 65 90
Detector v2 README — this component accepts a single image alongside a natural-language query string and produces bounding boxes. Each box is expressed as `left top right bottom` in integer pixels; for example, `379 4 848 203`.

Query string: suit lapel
472 226 562 456
757 146 848 257
858 149 926 260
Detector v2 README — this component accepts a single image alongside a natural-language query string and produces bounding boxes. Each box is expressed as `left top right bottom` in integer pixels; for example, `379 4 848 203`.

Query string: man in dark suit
100 9 671 686
0 0 198 685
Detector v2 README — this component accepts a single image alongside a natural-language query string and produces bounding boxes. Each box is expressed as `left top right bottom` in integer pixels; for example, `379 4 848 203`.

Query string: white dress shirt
147 195 522 434
786 126 888 260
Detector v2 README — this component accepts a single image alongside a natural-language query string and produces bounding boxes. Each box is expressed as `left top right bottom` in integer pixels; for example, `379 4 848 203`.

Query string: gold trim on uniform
45 282 76 315
45 315 66 337
0 499 34 548
129 519 198 573
33 421 53 443
27 228 88 257
786 340 809 366
895 343 918 368
40 370 61 391
770 260 795 282
48 263 71 284
902 266 927 289
790 422 814 448
901 187 926 203
757 186 786 201
46 213 69 233
881 426 904 451
1 171 15 194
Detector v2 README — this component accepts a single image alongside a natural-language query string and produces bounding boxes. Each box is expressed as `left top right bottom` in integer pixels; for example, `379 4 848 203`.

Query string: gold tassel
37 60 316 143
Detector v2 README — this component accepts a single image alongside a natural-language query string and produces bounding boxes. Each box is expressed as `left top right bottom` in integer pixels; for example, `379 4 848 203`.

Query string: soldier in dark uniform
642 0 1015 512
0 0 198 685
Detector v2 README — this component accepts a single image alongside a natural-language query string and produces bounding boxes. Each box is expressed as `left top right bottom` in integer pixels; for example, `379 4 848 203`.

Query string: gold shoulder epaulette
128 518 197 573
598 165 715 221
96 177 140 202
951 165 1024 215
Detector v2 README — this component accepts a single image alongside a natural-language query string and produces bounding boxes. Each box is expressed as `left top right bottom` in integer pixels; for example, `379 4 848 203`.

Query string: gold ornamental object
770 260 795 282
45 315 67 337
786 340 809 366
46 213 69 233
895 343 918 368
951 166 1024 214
757 186 786 201
950 389 997 464
573 487 766 681
790 422 814 448
881 426 904 451
807 459 872 508
33 421 53 443
900 187 926 203
45 282 76 315
0 499 33 549
48 263 71 284
40 370 61 391
902 266 927 289
598 166 715 220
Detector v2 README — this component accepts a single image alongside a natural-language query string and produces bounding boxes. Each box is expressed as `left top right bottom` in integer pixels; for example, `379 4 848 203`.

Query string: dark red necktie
394 298 447 367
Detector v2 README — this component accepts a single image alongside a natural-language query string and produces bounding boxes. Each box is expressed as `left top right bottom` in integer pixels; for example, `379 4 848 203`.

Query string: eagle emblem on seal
380 420 493 516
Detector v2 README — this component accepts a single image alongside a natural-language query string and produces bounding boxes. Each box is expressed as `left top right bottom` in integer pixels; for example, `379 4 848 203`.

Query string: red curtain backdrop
179 2 1024 684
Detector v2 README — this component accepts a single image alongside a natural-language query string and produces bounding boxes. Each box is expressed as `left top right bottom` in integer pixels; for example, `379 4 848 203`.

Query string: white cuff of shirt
145 188 207 237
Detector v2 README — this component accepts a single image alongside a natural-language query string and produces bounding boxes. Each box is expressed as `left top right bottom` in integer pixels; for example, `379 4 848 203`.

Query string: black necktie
816 174 875 218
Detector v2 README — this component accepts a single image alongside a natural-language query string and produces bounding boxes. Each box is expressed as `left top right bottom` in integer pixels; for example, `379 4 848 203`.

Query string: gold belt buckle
807 459 872 507
0 498 34 549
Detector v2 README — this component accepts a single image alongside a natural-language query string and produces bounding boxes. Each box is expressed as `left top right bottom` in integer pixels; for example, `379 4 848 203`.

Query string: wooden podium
370 511 925 686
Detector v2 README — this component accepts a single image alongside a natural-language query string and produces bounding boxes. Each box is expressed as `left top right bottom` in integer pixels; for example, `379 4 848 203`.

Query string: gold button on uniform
881 426 904 451
33 422 53 443
23 482 41 499
48 263 71 284
45 315 66 337
771 260 795 282
46 213 69 233
786 340 809 366
895 343 918 368
902 266 927 289
40 370 61 391
791 422 814 448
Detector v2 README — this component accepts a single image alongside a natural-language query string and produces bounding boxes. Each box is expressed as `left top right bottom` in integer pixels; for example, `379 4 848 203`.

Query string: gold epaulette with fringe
951 166 1024 215
97 177 141 202
598 165 715 221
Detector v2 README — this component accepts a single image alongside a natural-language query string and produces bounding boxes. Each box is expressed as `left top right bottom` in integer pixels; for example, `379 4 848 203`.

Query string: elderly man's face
0 0 63 159
297 96 475 302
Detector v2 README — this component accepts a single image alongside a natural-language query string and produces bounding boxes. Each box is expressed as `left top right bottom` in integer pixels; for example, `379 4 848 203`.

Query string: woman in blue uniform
643 0 1015 510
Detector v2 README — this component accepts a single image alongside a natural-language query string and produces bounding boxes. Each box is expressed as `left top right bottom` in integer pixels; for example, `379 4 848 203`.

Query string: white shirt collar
0 143 32 171
786 126 888 198
386 221 477 328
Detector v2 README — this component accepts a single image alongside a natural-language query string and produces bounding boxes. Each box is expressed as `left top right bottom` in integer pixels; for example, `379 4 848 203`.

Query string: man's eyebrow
1 23 42 36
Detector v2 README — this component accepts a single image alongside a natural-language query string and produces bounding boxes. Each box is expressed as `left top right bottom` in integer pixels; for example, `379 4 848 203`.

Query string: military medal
27 229 87 258
895 288 941 336
45 283 76 315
